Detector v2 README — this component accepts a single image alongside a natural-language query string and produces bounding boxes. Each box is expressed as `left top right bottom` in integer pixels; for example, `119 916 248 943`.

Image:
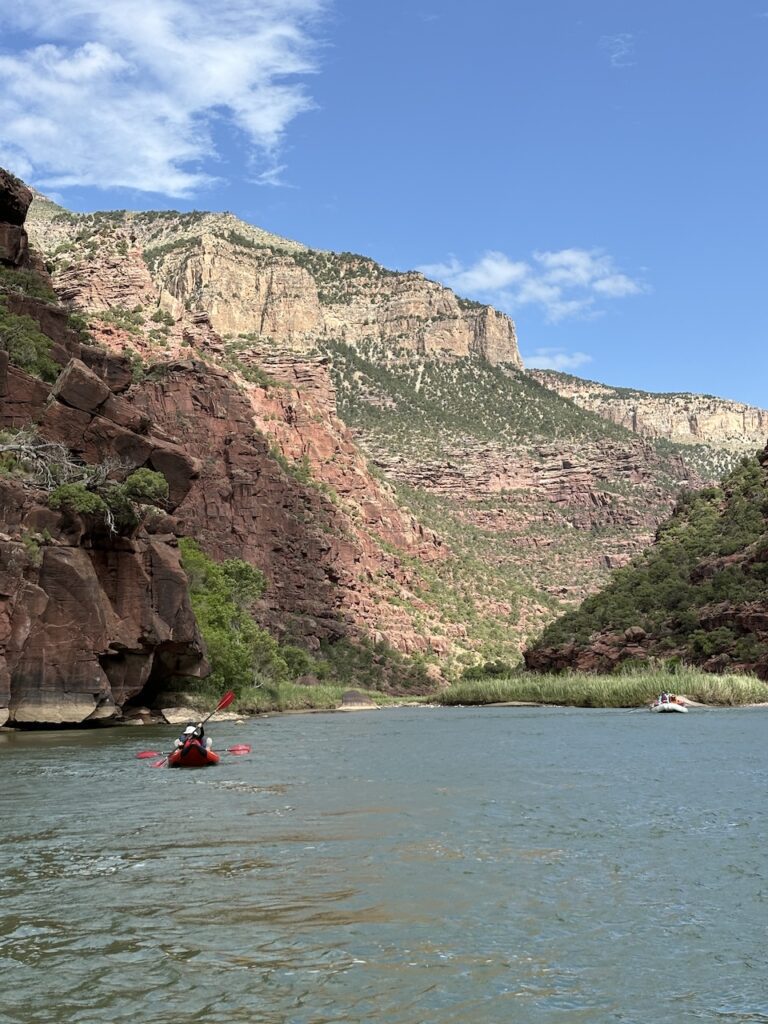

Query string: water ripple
3 706 767 1023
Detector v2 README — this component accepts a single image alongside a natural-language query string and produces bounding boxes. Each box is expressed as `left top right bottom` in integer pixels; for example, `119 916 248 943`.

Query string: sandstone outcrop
0 478 204 725
0 179 207 724
27 204 522 367
530 370 768 452
524 444 768 680
0 168 33 268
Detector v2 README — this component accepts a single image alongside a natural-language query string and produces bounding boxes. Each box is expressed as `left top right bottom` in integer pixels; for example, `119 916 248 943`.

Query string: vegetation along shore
165 665 768 717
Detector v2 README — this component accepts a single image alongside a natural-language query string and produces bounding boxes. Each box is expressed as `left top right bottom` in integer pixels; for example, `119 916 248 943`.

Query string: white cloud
418 251 528 293
418 247 646 323
592 273 642 297
523 348 593 372
600 33 635 68
0 0 326 196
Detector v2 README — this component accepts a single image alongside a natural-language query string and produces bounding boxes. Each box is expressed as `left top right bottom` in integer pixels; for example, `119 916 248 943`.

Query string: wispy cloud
418 247 646 323
523 348 593 372
0 0 326 197
600 33 635 68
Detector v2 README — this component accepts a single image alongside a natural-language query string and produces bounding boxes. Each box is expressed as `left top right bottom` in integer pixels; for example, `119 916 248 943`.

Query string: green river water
2 706 767 1023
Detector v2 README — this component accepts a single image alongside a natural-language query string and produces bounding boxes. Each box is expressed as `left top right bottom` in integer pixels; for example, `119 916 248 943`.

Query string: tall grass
436 669 768 708
174 681 402 715
238 682 349 713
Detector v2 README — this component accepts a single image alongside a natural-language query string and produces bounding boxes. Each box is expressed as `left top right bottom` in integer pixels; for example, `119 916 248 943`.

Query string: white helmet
183 724 196 735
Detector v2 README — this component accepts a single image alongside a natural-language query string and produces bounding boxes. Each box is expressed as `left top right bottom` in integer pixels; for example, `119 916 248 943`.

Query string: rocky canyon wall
0 173 207 724
27 205 522 367
529 370 768 451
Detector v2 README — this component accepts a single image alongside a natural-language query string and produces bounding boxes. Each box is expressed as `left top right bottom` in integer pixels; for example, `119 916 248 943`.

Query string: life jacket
181 737 205 756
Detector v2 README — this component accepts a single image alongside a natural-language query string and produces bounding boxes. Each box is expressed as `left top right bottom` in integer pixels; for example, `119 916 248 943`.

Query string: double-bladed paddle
138 690 237 768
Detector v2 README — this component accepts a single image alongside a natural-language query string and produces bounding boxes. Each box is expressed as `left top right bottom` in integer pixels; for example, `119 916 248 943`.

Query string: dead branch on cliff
0 427 129 492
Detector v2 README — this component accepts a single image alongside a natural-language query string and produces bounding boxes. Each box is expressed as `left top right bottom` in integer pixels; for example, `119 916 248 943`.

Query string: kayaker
175 722 213 751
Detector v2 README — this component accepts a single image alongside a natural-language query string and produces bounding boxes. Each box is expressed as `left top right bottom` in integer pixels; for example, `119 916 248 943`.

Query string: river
3 706 767 1023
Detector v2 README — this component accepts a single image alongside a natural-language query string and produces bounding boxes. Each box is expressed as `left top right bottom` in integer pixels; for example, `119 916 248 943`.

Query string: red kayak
167 739 221 768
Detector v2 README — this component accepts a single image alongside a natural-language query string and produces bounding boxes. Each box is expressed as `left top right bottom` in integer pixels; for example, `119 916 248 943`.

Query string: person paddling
174 722 213 752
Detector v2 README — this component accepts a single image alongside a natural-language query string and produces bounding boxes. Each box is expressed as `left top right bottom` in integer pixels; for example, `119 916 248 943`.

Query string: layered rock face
0 181 205 724
525 445 768 680
530 370 768 451
127 358 450 656
372 438 699 602
27 204 522 367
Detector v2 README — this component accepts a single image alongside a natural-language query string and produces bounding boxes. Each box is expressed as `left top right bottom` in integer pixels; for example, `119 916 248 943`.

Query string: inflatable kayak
167 739 221 768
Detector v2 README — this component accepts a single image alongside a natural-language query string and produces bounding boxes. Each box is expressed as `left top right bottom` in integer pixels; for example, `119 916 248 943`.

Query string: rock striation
529 370 768 452
0 180 206 724
524 444 768 680
27 204 522 367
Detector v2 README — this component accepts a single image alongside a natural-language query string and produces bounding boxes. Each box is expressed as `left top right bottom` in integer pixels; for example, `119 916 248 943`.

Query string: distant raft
650 695 688 713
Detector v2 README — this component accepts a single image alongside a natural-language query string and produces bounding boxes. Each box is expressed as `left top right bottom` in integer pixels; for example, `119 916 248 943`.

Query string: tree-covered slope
526 448 768 678
325 340 632 456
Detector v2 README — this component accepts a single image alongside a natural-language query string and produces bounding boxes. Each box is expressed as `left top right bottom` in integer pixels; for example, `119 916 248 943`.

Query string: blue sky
1 1 766 405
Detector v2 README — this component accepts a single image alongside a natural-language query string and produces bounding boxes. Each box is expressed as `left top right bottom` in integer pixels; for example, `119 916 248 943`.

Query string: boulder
161 706 203 725
50 358 111 413
80 346 134 393
148 442 201 508
0 365 51 428
0 169 33 226
337 688 378 710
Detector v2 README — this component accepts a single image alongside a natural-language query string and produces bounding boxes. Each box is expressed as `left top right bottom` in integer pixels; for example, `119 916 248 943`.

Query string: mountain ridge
530 368 768 455
14 181 768 678
27 199 522 368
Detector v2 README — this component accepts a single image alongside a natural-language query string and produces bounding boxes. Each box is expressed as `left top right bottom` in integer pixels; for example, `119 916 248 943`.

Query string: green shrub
66 311 93 343
150 309 175 327
0 305 59 381
122 468 169 506
462 659 513 680
95 306 145 334
0 265 57 302
179 538 287 690
48 483 108 517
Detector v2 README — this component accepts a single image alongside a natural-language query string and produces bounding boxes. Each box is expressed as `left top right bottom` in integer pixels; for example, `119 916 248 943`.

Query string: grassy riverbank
177 680 407 715
176 667 768 715
434 668 768 708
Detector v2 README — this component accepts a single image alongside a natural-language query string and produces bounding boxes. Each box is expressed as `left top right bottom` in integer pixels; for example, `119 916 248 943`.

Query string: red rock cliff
0 175 205 725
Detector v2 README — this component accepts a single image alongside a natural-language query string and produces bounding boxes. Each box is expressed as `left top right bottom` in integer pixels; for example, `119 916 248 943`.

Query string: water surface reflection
3 706 767 1022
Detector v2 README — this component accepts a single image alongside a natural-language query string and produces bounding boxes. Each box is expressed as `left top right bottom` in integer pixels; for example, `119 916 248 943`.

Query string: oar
149 690 237 768
199 689 236 726
138 742 251 759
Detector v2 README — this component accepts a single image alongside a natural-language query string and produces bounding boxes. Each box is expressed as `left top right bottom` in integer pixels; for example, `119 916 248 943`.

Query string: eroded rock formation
0 181 205 724
530 370 768 452
27 204 522 367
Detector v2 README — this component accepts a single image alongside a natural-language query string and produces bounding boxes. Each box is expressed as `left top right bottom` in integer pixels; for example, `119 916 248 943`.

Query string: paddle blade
227 744 252 755
216 690 236 712
150 759 168 768
136 750 162 759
